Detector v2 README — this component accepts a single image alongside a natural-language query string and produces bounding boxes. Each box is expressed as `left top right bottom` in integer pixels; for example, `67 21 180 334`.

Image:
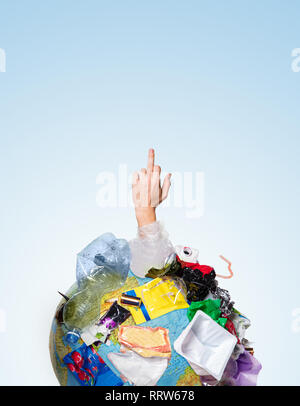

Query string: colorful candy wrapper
63 343 123 386
81 301 131 345
95 301 131 343
125 277 189 324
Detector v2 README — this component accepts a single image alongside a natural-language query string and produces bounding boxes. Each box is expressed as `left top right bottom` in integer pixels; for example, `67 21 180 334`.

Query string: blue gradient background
0 1 299 385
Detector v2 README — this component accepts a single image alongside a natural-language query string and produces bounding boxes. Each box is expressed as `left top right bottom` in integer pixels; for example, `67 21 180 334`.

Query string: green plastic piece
187 298 228 328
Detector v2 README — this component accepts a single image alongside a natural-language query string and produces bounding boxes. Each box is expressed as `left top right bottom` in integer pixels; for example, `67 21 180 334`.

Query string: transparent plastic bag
108 350 168 386
129 221 175 278
63 233 131 331
76 232 130 286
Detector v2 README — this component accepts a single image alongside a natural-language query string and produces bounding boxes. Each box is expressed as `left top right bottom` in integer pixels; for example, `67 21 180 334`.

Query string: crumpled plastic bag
146 254 217 302
129 221 174 278
108 350 168 386
146 252 182 279
181 266 216 302
63 233 131 331
211 285 234 316
220 345 262 386
229 309 251 341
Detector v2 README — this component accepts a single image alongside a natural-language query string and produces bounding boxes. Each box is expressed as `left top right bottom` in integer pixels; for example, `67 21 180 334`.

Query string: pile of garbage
55 222 262 386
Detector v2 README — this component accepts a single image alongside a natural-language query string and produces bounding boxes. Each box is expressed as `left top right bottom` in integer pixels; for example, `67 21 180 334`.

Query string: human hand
132 148 172 227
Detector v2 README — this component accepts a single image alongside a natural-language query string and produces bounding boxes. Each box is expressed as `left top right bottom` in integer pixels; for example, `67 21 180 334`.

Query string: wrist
135 207 156 227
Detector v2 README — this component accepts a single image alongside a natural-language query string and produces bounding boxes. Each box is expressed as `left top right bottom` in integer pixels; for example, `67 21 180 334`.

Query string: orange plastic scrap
118 326 171 358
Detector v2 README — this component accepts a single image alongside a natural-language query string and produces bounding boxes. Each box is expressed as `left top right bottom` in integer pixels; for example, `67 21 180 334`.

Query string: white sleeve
129 221 175 278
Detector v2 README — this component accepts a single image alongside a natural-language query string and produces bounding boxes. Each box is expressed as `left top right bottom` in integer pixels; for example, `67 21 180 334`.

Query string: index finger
147 148 155 174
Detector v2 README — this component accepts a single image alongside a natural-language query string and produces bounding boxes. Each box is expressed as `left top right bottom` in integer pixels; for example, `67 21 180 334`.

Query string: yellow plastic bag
125 277 189 324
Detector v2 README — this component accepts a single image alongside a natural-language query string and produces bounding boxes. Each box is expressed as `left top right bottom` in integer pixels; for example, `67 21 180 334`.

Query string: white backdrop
0 1 299 385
